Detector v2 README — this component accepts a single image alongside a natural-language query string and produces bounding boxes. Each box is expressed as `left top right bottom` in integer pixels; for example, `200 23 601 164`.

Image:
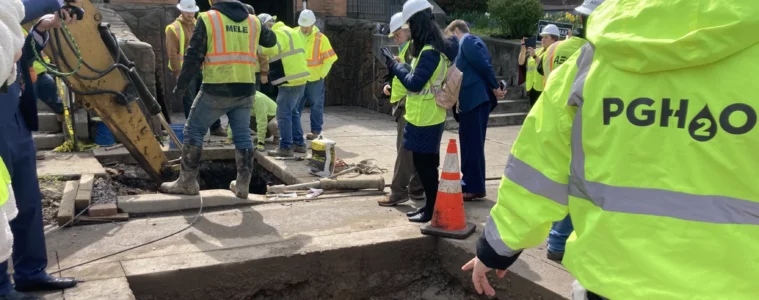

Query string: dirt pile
39 177 66 226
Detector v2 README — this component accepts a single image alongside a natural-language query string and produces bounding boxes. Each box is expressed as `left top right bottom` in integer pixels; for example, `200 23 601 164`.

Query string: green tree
487 0 543 38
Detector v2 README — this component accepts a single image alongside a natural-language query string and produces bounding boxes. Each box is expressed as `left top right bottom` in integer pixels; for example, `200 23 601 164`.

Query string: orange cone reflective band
421 139 476 239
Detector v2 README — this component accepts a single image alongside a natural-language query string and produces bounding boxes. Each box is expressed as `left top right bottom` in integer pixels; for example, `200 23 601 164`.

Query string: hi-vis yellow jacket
296 26 337 82
261 22 309 87
478 1 759 299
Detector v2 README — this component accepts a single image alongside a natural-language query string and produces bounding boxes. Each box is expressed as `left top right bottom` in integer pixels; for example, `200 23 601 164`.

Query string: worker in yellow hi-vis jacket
463 0 759 299
295 9 338 140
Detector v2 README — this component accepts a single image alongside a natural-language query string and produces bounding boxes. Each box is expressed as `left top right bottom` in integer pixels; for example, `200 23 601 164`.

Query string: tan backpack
431 56 463 110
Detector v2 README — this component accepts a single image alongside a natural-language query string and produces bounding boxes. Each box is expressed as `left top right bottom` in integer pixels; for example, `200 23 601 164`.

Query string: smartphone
499 80 508 90
525 37 537 49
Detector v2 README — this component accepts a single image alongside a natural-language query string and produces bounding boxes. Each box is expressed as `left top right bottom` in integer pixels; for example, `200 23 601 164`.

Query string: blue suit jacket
455 34 499 114
0 0 62 131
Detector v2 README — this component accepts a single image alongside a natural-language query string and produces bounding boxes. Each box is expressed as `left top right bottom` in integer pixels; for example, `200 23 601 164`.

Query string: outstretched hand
461 256 507 297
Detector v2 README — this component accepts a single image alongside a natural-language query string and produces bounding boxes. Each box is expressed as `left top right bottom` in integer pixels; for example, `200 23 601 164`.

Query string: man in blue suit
445 20 505 201
0 1 80 298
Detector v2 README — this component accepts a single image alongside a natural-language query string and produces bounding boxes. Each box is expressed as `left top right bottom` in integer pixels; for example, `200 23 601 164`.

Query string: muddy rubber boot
160 144 202 195
229 149 253 199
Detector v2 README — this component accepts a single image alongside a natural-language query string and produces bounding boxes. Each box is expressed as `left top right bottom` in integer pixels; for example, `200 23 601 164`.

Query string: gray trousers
389 101 425 201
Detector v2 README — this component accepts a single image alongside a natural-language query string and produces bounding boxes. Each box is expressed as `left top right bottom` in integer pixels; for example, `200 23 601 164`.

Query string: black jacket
176 0 277 97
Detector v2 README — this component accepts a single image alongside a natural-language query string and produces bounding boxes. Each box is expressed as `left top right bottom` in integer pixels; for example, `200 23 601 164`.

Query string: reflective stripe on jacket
0 157 9 207
299 27 337 81
261 22 309 87
199 10 261 84
404 45 447 127
390 41 410 104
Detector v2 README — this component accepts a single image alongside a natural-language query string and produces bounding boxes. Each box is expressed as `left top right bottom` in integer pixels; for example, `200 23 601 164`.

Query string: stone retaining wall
323 17 522 115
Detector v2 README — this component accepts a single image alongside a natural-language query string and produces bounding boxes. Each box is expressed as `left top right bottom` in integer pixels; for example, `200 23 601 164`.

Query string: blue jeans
296 79 325 133
277 85 306 149
185 90 252 150
548 215 573 253
36 73 63 114
182 75 220 130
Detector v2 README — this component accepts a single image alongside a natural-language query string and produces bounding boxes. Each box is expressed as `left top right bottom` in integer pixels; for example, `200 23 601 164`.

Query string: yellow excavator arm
40 0 176 182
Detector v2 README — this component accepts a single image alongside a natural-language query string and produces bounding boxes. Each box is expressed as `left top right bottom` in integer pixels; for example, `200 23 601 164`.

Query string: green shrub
437 0 488 13
487 0 543 39
447 11 492 30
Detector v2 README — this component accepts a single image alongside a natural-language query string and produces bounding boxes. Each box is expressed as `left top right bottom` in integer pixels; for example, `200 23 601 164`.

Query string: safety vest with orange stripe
542 36 586 87
297 27 337 82
198 10 262 84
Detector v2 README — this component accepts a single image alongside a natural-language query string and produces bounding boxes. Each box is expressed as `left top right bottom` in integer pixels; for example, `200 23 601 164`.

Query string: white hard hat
575 0 605 16
298 9 316 27
258 13 277 25
388 12 405 35
540 24 560 37
402 0 432 23
177 0 199 13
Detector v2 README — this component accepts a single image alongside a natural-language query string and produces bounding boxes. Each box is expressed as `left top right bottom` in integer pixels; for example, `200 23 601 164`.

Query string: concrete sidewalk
257 106 520 186
42 183 573 299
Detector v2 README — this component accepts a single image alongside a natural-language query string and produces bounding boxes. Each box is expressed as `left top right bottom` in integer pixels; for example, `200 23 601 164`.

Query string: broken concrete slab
93 145 235 165
63 277 135 300
117 189 265 214
36 152 106 178
57 180 79 226
60 261 127 281
76 174 95 210
89 203 118 217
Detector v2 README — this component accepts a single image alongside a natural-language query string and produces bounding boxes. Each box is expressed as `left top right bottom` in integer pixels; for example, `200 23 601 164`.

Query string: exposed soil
95 160 281 201
367 273 483 300
39 177 66 226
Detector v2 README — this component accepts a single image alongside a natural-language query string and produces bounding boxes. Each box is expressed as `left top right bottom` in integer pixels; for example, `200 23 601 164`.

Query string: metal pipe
267 177 385 194
157 114 182 149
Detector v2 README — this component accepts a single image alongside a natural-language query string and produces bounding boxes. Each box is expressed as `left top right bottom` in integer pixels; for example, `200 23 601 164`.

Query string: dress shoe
405 207 424 217
408 211 432 223
0 290 39 300
463 193 486 201
14 275 78 292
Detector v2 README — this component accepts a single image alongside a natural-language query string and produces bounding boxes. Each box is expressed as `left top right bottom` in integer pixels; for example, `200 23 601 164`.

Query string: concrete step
38 112 61 133
492 99 531 114
37 99 53 112
33 132 65 150
444 112 527 130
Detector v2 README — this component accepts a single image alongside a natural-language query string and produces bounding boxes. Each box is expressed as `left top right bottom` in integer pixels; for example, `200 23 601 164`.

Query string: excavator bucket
44 0 170 183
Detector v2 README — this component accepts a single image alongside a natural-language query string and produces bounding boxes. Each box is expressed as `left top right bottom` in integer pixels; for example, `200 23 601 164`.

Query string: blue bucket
169 124 185 149
94 121 115 146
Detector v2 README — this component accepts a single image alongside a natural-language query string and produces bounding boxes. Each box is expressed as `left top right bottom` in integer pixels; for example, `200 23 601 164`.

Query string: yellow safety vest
199 10 261 84
390 41 410 103
485 1 759 298
165 20 187 71
0 157 10 207
261 22 309 87
524 47 544 92
404 45 447 127
299 27 337 82
542 36 586 86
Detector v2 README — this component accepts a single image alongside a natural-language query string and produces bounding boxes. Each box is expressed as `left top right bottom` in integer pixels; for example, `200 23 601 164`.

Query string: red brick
89 203 118 217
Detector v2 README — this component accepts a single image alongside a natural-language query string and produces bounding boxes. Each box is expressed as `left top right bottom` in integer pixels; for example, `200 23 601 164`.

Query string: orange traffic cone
421 139 476 239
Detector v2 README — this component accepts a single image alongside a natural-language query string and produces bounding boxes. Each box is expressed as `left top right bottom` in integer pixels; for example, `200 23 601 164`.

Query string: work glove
381 47 397 72
256 142 265 152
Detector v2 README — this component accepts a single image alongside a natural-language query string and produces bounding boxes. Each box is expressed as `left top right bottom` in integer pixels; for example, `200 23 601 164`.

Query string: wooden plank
75 174 94 210
76 213 129 224
57 180 80 227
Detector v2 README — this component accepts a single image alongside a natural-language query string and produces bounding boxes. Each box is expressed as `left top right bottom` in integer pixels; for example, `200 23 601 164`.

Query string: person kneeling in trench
227 92 280 151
